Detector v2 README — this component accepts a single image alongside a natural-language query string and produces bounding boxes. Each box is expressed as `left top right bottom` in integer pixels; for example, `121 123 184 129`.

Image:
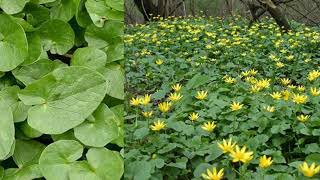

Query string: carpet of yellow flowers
125 15 320 180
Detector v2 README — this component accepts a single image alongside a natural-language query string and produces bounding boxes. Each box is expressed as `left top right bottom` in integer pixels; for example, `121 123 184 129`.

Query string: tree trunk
258 0 291 31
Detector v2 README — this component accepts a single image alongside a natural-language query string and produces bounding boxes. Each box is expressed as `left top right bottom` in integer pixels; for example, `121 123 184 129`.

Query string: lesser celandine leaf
0 0 29 14
86 0 123 27
50 0 77 22
0 100 14 160
39 140 83 180
13 58 67 86
23 33 42 65
19 66 107 134
0 14 28 72
85 20 123 50
86 148 124 180
71 47 107 70
105 0 124 11
13 139 45 168
2 164 42 180
24 3 50 26
75 0 92 27
74 103 118 147
38 19 75 55
18 121 43 138
101 64 124 99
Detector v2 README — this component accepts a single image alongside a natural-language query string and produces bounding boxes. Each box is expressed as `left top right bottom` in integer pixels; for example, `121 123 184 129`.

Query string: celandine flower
140 94 151 105
307 70 320 81
270 92 282 100
297 114 310 122
142 111 153 118
229 145 253 163
264 106 275 112
201 121 216 132
292 94 308 104
230 101 243 111
155 59 164 65
189 112 199 121
310 87 320 96
130 97 140 106
196 90 208 100
168 92 183 102
280 78 291 86
150 120 166 131
299 162 320 177
158 102 172 113
281 90 290 101
259 155 273 168
201 167 224 180
172 83 182 92
218 138 236 153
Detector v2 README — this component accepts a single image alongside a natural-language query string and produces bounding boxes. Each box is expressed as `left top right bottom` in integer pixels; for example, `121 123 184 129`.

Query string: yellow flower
224 77 236 84
307 70 320 81
288 85 296 89
270 92 282 100
281 90 290 101
276 62 284 68
255 79 270 89
286 55 294 61
172 83 182 92
230 101 243 111
264 106 275 112
259 155 273 168
140 94 151 105
218 138 236 153
142 111 153 118
249 69 258 76
292 94 308 104
229 145 253 163
158 102 172 113
189 112 199 121
299 162 320 177
150 120 166 131
280 78 291 86
130 97 140 106
168 92 183 102
297 114 310 122
241 70 250 77
201 167 224 180
310 87 320 96
250 85 261 93
297 85 305 92
155 59 164 65
201 121 216 132
196 90 208 100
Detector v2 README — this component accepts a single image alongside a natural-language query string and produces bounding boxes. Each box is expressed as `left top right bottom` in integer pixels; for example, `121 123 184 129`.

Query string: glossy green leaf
50 0 77 22
85 148 124 180
39 140 83 180
0 100 14 160
0 0 30 14
38 19 75 55
19 66 107 134
74 104 118 147
13 58 66 86
86 0 123 27
0 14 28 72
13 139 45 168
101 64 124 99
71 47 107 70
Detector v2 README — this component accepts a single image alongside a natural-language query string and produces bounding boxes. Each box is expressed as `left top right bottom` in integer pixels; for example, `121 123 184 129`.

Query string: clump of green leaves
125 16 320 179
0 0 124 179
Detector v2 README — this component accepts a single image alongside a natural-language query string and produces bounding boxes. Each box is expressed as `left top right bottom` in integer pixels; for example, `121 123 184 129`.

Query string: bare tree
240 0 292 31
133 0 186 21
